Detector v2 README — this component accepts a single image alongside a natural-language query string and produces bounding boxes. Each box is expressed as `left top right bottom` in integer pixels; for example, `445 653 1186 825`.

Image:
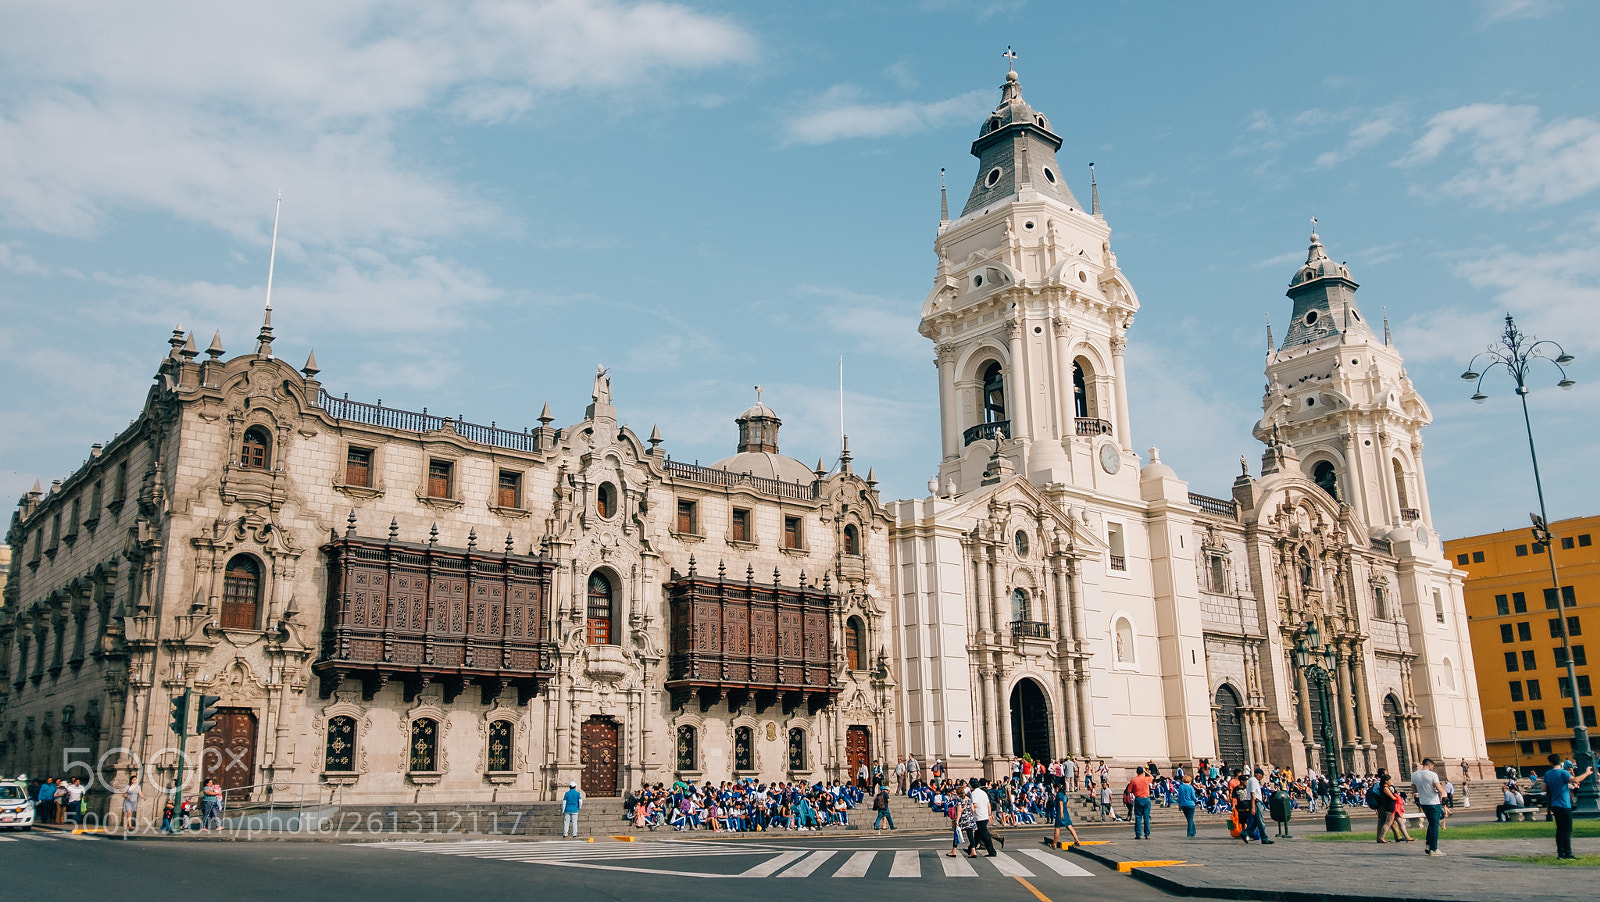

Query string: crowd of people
620 778 869 832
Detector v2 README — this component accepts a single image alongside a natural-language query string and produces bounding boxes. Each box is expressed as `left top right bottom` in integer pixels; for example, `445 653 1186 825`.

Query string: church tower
920 68 1141 497
1257 229 1435 535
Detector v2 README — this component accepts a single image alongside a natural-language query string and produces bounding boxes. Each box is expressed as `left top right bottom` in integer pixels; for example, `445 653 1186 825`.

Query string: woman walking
1176 773 1198 838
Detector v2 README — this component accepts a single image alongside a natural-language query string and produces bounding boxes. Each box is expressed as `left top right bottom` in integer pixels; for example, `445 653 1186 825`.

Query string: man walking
895 756 908 794
872 785 896 830
1411 758 1445 857
966 779 999 857
561 781 583 838
1247 767 1274 843
1128 766 1153 839
1543 753 1593 860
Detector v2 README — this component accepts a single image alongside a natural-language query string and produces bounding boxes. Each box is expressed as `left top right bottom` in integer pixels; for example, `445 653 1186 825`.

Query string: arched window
409 718 439 772
1383 694 1410 776
487 720 514 772
676 725 697 771
1393 459 1410 509
846 617 865 671
1312 460 1339 500
734 725 754 771
982 362 1006 424
1012 588 1030 622
788 727 807 770
325 716 356 772
587 572 613 645
240 426 271 470
1441 657 1456 691
1114 617 1135 664
1014 530 1029 558
221 555 262 630
1072 361 1089 419
597 482 617 519
843 523 860 555
1214 685 1246 767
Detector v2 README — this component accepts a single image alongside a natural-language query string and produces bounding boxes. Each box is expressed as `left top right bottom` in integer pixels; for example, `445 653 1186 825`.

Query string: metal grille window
324 716 356 772
345 447 372 487
240 427 271 470
788 728 806 770
734 726 754 771
409 718 439 772
427 460 453 498
587 573 613 645
487 720 513 772
221 556 261 630
676 725 696 771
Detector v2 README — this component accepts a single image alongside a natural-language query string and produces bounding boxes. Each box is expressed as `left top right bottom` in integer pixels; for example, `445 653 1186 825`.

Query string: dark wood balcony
1075 417 1113 437
666 562 839 715
315 534 556 705
963 420 1010 445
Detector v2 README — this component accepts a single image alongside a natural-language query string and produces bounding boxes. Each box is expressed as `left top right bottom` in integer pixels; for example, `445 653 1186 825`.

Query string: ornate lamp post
1461 313 1595 817
1295 621 1351 832
1509 729 1521 780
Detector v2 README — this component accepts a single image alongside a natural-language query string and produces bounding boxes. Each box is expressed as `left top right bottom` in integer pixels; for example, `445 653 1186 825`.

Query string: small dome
709 451 817 484
1290 232 1351 287
978 70 1050 136
1140 446 1178 480
739 401 778 421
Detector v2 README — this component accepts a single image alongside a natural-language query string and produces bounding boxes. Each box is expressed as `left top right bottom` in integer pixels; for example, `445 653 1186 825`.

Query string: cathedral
0 66 1487 816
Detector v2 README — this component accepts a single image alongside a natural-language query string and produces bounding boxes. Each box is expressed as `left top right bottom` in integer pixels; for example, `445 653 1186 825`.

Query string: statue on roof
592 364 611 405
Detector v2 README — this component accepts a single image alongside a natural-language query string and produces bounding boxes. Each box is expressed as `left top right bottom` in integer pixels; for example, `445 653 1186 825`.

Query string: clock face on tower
1099 442 1122 474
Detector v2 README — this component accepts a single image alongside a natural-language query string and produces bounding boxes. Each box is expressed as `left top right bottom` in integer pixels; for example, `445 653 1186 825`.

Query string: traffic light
169 693 189 735
195 695 222 734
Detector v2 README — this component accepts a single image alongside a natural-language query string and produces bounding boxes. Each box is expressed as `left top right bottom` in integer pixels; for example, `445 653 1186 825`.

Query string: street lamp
1461 313 1594 817
1295 621 1352 832
1509 730 1521 780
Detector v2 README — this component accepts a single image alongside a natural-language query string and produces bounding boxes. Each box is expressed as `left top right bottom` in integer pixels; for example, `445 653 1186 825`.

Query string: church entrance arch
1213 685 1246 769
1383 694 1410 777
1009 678 1051 762
846 726 871 786
580 716 619 797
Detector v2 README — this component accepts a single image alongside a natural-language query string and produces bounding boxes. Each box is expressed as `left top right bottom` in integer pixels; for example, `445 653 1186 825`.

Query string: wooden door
846 726 871 785
580 718 618 797
202 708 258 797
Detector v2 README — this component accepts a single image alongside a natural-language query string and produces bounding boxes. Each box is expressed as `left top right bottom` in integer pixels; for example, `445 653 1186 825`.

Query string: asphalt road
2 827 1178 902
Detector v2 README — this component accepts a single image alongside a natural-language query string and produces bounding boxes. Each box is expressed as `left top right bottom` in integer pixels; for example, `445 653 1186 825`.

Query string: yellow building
1447 514 1599 775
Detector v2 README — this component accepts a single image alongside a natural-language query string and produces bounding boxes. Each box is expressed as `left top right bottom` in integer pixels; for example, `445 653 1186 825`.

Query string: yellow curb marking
610 835 636 842
1014 876 1055 902
1117 859 1187 873
1067 840 1113 846
73 828 112 834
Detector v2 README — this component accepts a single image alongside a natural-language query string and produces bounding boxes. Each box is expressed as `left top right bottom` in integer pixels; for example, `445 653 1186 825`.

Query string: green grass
1303 819 1600 842
1491 854 1600 866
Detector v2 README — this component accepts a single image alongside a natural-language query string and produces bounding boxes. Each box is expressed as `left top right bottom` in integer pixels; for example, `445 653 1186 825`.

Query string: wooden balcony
665 562 839 715
315 535 556 705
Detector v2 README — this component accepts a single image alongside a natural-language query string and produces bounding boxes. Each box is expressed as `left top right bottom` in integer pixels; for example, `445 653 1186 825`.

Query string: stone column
1411 440 1434 525
1053 317 1074 438
1007 321 1031 441
997 671 1014 758
972 543 992 639
1110 330 1133 451
1336 648 1357 768
1061 673 1080 757
987 545 1004 642
936 343 959 460
1295 665 1316 769
979 667 999 764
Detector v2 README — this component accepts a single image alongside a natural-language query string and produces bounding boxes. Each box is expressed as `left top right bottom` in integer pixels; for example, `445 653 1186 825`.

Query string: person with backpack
872 785 895 830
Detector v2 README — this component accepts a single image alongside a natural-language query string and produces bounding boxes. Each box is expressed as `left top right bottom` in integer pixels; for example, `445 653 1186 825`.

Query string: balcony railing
662 458 819 502
1109 554 1127 571
316 390 544 453
1011 620 1050 640
1188 492 1240 519
1400 508 1421 523
1075 417 1113 437
963 420 1010 445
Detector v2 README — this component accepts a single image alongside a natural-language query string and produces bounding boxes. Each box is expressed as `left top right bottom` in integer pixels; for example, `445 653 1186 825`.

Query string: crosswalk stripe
0 835 15 842
739 850 809 878
939 853 978 877
986 852 1034 878
1018 849 1093 877
833 851 876 877
779 850 837 878
890 850 920 878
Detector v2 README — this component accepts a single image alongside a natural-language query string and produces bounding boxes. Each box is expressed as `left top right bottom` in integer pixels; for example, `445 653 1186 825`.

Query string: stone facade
1 323 896 815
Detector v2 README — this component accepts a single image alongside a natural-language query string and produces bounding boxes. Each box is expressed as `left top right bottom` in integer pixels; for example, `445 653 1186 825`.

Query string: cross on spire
1310 215 1318 234
754 384 762 403
1003 46 1018 72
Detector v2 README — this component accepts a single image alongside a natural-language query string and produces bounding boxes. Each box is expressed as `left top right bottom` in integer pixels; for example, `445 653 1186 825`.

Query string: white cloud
788 286 926 361
1477 0 1561 24
782 86 989 146
1313 104 1407 169
1399 104 1600 209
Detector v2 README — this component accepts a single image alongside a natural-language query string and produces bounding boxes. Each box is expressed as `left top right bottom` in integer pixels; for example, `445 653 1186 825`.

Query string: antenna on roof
257 190 282 357
839 355 846 464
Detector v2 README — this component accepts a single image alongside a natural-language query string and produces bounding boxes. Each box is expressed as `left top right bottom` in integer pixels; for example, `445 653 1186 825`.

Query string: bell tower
920 67 1141 496
1257 229 1436 534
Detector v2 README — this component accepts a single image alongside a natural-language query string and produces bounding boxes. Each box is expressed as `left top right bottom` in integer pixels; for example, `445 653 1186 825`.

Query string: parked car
0 777 36 830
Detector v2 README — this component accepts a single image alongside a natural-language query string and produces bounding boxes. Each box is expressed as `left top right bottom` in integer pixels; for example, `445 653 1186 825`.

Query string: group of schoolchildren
621 779 865 832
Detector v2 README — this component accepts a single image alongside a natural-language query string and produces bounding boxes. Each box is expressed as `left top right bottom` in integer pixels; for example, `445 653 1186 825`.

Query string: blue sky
1 0 1596 542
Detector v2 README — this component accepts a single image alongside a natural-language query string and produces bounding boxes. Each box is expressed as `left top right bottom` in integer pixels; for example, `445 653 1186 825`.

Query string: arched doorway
1214 685 1246 769
580 716 619 796
1009 678 1051 761
1383 694 1410 776
846 726 871 786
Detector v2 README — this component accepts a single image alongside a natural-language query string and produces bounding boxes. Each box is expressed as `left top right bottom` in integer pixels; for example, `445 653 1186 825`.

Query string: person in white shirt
1497 784 1525 821
895 757 908 795
965 780 999 857
1410 758 1445 856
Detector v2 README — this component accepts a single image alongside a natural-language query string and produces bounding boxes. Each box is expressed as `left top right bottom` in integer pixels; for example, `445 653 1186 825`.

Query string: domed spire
736 385 781 453
1279 222 1373 350
959 57 1080 217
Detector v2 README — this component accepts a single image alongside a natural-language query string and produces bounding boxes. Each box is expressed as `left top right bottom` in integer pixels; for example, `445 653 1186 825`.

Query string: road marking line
1018 849 1093 876
1014 876 1055 902
1116 859 1187 873
0 836 15 842
739 850 809 878
833 851 876 877
779 850 837 877
939 854 978 877
987 852 1034 877
890 850 920 877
